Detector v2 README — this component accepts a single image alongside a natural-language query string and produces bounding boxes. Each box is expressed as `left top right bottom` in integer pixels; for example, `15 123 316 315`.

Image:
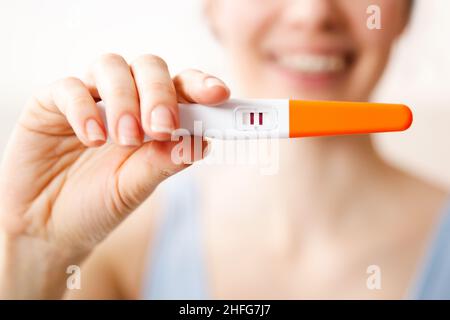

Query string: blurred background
0 0 449 187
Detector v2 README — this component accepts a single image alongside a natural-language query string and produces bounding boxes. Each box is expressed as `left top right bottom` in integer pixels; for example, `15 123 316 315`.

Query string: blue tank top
142 172 450 300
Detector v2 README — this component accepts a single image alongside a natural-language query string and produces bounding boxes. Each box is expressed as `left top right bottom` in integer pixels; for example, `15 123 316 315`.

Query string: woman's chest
199 190 423 299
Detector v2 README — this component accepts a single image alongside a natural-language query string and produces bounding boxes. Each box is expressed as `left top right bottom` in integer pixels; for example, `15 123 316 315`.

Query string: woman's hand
0 54 229 298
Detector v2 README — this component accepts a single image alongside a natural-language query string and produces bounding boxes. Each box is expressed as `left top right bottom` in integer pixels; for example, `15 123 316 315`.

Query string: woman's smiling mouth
266 49 356 91
277 53 346 73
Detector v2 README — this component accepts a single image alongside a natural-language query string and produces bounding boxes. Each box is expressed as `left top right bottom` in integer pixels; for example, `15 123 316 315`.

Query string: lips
264 47 356 92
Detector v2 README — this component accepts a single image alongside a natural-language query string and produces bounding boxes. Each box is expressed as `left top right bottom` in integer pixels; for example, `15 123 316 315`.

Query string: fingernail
151 105 175 134
85 119 106 142
118 114 141 146
203 140 211 158
204 77 226 89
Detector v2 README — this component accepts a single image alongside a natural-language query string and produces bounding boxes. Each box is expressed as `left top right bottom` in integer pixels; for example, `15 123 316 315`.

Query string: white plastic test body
97 99 290 141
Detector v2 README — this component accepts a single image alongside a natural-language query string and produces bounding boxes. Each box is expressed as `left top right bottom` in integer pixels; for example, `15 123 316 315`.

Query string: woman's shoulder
397 169 449 216
405 176 450 299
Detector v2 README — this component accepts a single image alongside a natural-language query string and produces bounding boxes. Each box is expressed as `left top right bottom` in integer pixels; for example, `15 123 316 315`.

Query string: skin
0 57 229 298
0 0 447 299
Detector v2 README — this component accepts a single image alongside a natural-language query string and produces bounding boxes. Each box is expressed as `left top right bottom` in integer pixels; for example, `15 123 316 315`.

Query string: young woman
2 0 449 299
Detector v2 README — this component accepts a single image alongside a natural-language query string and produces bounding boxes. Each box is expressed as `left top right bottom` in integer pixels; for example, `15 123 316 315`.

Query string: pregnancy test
97 99 412 140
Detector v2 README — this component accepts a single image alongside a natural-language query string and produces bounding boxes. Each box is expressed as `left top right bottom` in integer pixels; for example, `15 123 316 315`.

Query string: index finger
172 69 230 106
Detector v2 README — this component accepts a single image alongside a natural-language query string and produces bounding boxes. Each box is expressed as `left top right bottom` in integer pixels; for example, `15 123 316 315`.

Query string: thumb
115 137 208 213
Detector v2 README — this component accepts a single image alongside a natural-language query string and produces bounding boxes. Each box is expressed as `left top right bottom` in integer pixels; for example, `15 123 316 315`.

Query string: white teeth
277 54 346 73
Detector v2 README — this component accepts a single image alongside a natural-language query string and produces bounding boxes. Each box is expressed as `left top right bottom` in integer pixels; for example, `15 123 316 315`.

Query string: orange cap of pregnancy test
289 100 413 137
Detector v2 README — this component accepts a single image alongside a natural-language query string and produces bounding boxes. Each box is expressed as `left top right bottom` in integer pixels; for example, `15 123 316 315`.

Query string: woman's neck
270 135 389 228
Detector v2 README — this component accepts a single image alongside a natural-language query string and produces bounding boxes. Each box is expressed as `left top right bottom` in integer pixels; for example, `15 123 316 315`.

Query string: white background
1 0 450 187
